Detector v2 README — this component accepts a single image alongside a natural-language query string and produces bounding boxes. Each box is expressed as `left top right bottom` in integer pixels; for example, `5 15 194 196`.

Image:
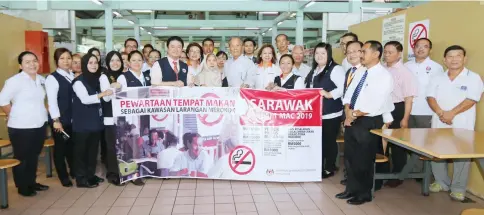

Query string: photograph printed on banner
114 86 241 182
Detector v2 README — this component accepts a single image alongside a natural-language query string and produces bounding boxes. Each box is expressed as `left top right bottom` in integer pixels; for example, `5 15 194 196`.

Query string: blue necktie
349 70 368 110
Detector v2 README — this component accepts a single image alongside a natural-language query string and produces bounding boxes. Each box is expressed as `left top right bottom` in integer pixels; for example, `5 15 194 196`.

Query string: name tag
460 86 467 91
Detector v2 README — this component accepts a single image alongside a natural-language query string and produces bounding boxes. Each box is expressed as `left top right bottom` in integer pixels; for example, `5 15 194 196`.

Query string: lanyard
346 72 355 88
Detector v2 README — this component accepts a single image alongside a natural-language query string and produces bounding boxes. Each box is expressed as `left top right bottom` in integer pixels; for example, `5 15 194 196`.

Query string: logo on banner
409 23 428 48
266 169 274 176
152 114 169 122
197 93 224 126
229 145 255 175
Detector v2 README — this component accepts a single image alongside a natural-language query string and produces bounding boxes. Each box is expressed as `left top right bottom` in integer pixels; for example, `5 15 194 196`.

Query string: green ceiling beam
0 0 406 12
76 19 324 29
89 29 319 37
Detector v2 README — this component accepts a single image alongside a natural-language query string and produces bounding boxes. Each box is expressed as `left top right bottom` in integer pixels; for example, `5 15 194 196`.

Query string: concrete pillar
258 33 263 48
70 10 77 52
349 0 363 13
220 36 226 52
189 36 193 43
134 24 140 48
295 9 304 45
205 11 210 20
151 36 155 46
104 8 113 52
271 25 278 49
321 13 328 42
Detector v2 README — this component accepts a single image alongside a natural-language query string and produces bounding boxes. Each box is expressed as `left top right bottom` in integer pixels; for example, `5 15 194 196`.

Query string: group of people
334 33 483 205
0 31 481 205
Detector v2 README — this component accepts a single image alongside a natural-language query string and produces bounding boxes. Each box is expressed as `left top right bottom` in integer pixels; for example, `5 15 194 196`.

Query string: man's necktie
173 61 179 81
349 70 368 110
346 67 357 88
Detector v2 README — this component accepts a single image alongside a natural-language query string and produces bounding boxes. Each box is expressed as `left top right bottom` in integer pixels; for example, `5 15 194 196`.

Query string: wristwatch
53 118 60 123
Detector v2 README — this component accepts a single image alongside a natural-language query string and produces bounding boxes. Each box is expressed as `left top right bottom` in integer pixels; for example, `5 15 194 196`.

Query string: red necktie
173 61 179 81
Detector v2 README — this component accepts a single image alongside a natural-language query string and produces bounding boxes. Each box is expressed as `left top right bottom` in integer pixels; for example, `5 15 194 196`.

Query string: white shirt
342 57 352 72
223 56 256 87
427 68 483 130
142 62 151 72
404 57 444 116
73 80 101 106
157 146 182 169
247 64 281 90
99 74 115 125
343 63 395 118
343 65 394 123
310 65 345 119
45 68 75 120
280 73 305 89
276 51 291 63
187 65 202 85
117 70 147 90
245 55 257 64
0 72 47 129
292 63 311 79
170 150 210 175
150 56 181 85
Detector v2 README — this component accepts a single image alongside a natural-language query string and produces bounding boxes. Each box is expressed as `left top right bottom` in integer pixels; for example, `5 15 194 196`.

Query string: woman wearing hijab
99 51 124 186
197 54 223 87
72 53 113 188
0 51 49 196
304 43 345 179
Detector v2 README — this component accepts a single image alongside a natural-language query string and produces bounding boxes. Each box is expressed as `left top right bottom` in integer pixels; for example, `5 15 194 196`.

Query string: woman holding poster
272 54 306 90
116 50 151 186
304 43 345 179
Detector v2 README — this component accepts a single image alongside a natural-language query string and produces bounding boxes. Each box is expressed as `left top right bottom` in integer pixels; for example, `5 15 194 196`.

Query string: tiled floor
1 165 483 215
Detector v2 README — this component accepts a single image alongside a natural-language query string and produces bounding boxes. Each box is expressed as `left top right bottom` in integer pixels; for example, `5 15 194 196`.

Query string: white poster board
382 14 406 46
407 19 430 61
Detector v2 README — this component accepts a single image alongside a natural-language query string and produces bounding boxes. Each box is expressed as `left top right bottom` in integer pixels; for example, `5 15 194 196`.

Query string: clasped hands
437 110 455 125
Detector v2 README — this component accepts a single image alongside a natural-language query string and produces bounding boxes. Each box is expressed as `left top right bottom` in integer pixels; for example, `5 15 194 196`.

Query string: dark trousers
322 116 342 172
104 125 120 179
388 102 407 173
100 129 107 163
344 116 383 196
51 124 75 180
73 131 101 182
8 123 47 190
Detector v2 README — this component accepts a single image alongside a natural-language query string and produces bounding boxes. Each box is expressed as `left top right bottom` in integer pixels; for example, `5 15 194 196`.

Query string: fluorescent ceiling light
262 33 265 36
259 11 278 15
277 21 283 26
245 27 259 30
268 28 272 31
148 32 152 35
112 11 122 17
140 27 145 31
290 13 296 18
127 20 134 24
200 27 214 30
154 26 167 29
91 0 102 5
305 1 315 8
132 10 153 13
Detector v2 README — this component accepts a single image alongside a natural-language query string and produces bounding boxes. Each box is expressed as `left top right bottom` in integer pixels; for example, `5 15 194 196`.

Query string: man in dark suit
243 38 257 64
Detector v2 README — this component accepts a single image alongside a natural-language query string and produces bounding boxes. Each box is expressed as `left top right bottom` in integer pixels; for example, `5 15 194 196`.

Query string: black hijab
105 51 124 81
81 53 102 91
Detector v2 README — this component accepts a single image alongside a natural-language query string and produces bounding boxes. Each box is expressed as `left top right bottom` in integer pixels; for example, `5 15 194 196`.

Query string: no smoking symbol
410 24 428 48
228 146 255 175
197 93 224 126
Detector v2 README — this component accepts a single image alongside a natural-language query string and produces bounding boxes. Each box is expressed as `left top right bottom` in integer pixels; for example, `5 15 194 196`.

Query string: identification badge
460 86 467 91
